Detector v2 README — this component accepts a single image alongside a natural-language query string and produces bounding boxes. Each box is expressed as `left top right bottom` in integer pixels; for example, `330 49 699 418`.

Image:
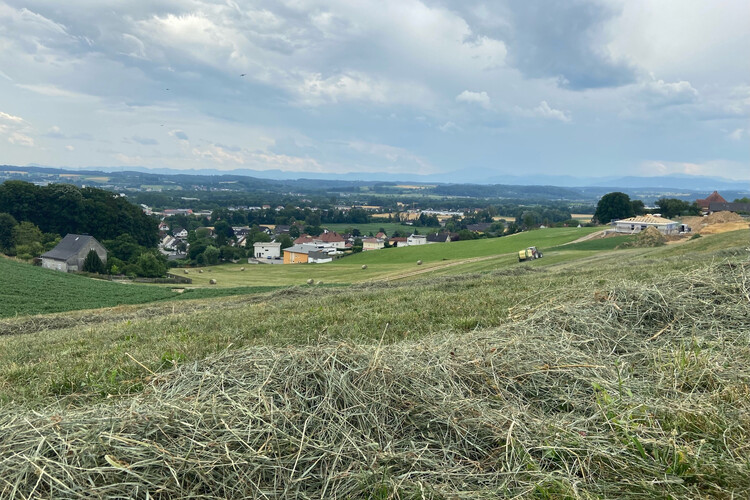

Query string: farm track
373 252 513 281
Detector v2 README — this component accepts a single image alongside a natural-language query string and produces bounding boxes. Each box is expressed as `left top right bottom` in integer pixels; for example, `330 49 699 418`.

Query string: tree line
0 181 164 276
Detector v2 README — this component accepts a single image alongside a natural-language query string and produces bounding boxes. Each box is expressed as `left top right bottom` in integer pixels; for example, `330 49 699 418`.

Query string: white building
611 215 689 235
362 237 385 251
407 234 427 246
253 241 282 259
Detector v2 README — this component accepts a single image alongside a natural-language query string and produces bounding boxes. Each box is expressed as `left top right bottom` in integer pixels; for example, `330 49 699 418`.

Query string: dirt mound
618 226 666 248
681 211 748 235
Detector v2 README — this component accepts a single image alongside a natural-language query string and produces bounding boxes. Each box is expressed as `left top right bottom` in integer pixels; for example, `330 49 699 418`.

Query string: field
180 227 602 287
1 230 748 497
322 221 407 235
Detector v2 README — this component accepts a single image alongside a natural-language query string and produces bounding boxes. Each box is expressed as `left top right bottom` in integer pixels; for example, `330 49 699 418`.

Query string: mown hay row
0 262 749 498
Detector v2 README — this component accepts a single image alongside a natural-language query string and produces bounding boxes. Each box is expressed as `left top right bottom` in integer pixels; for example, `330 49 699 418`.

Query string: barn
41 234 108 272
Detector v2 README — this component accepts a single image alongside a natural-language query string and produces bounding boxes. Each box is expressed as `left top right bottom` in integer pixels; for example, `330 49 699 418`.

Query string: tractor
518 246 543 262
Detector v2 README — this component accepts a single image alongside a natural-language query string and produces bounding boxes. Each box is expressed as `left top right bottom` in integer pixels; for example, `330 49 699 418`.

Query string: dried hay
1 262 749 498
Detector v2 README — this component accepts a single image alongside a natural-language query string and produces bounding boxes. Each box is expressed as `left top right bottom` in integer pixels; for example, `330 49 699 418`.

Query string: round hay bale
417 260 423 266
316 280 323 285
183 269 189 274
199 269 204 274
240 267 245 271
361 264 368 270
209 278 217 285
307 278 314 285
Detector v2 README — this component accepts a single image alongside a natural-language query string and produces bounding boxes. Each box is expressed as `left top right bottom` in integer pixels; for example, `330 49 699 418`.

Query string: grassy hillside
0 257 177 317
0 230 747 497
183 227 602 287
0 257 287 318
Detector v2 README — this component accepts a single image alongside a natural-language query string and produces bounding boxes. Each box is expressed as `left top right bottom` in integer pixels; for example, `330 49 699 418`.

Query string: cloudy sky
0 0 748 181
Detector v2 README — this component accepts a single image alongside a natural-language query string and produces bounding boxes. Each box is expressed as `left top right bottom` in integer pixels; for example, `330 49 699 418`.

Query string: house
294 231 346 249
466 222 493 233
375 231 387 239
362 237 385 251
426 232 452 243
283 244 325 264
41 234 107 272
173 228 188 238
611 215 689 235
389 236 408 247
158 221 170 232
253 241 281 259
407 234 427 246
308 250 333 264
696 191 727 212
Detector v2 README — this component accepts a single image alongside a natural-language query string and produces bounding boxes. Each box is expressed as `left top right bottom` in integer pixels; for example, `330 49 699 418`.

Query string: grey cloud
170 130 189 141
508 1 636 89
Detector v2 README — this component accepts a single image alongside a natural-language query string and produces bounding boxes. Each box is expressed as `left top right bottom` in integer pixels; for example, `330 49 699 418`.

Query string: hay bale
209 278 217 285
183 269 189 274
316 280 323 285
361 265 367 270
307 278 314 285
240 267 245 271
417 260 423 265
199 270 204 274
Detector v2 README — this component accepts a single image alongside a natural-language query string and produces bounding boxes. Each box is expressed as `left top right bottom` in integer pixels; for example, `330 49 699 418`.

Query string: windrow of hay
0 262 749 498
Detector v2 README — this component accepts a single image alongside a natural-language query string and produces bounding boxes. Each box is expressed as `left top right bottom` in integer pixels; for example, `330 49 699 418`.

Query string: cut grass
0 239 748 497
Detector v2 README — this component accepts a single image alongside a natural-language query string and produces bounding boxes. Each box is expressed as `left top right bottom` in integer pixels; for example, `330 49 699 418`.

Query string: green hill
0 230 747 497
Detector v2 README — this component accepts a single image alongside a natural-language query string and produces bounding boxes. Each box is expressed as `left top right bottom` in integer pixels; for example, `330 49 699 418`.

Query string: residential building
696 191 727 212
407 234 427 246
362 237 385 251
611 215 689 235
426 232 452 243
253 241 282 259
283 244 323 264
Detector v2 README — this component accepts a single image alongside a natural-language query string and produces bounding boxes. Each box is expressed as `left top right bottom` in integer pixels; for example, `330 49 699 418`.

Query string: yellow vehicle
518 246 543 262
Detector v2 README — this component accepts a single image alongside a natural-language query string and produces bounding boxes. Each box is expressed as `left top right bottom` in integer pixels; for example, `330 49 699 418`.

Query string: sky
0 0 748 182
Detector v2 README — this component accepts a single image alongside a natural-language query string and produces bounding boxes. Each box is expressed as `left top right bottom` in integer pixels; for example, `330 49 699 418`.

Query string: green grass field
184 227 604 287
0 229 748 497
322 222 407 235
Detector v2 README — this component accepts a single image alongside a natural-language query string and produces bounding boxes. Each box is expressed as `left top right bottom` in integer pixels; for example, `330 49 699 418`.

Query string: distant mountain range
27 164 749 191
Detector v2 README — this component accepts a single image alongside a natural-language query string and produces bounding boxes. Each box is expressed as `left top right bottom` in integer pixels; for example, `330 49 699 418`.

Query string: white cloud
0 111 25 124
8 132 34 147
456 90 491 109
728 128 748 141
439 121 460 132
639 160 750 180
516 101 571 122
65 145 75 151
639 78 698 106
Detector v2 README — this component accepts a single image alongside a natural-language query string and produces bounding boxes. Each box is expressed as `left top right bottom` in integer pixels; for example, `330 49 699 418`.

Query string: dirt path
560 229 608 245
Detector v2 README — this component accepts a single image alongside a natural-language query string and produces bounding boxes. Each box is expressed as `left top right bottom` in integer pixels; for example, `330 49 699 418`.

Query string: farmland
0 229 748 497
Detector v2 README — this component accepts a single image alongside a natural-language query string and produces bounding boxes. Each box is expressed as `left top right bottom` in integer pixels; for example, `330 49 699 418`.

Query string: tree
82 249 106 274
655 198 700 219
0 212 18 252
594 192 634 224
134 251 167 277
631 200 646 215
277 234 293 249
202 245 220 265
12 221 43 247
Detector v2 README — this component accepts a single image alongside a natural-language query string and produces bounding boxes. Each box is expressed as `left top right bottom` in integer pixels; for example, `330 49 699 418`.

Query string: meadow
0 229 747 497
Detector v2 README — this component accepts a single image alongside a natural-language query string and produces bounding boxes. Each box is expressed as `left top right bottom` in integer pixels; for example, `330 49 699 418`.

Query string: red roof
696 191 727 208
318 231 345 243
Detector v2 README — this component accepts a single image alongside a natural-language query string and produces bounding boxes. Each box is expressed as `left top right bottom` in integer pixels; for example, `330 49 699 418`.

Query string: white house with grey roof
41 234 107 272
